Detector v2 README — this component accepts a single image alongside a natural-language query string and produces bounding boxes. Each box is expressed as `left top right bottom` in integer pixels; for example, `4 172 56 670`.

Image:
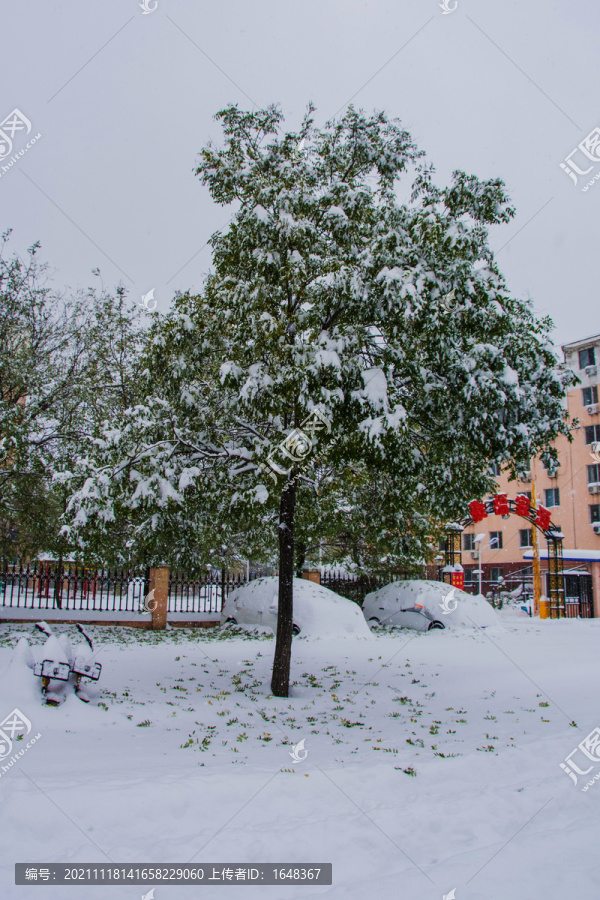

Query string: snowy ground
0 615 599 899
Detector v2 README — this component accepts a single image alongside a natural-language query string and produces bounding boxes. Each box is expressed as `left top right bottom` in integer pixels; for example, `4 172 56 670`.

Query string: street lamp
473 533 486 596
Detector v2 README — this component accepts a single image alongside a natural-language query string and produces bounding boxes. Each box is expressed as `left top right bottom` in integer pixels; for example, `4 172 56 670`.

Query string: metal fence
0 562 268 616
0 561 147 612
0 562 402 617
168 571 263 615
320 572 399 606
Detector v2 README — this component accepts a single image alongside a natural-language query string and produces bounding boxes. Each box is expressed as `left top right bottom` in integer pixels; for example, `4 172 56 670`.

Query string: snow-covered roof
523 549 600 562
562 333 600 352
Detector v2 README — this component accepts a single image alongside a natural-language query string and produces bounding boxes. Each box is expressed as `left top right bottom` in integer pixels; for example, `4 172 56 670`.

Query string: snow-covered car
221 576 373 639
363 580 498 631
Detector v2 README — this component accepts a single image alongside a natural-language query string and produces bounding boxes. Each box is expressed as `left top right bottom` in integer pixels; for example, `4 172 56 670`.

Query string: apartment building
459 332 600 614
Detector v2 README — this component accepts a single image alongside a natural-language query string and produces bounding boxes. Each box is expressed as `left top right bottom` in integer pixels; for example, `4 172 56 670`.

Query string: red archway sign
445 492 565 618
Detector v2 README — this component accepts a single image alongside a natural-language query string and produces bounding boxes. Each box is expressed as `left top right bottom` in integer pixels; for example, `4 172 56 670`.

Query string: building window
591 505 600 524
490 567 503 582
489 531 503 549
585 425 600 445
489 462 500 476
463 533 475 551
520 529 533 548
588 465 600 484
579 347 596 369
464 568 476 583
544 488 560 507
583 386 599 406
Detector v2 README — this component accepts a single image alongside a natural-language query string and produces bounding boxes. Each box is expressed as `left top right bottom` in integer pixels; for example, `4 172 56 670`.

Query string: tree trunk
271 477 296 697
53 555 63 610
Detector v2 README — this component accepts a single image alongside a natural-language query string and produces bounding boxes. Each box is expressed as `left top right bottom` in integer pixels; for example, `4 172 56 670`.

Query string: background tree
0 232 148 566
0 232 89 561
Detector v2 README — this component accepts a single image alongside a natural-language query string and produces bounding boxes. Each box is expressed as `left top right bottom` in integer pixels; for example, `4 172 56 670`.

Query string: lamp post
473 533 486 596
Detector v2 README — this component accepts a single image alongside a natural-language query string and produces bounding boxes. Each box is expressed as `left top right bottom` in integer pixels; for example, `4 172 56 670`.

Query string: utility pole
531 482 542 617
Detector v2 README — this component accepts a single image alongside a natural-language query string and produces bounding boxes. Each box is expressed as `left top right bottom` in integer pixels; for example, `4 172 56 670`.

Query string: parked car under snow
221 576 373 639
362 580 498 631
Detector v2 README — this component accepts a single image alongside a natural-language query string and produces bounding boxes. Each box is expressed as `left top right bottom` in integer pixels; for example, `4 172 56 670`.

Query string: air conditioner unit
470 550 478 559
520 473 532 483
548 469 558 479
593 523 600 535
589 483 600 494
585 365 597 377
588 404 599 415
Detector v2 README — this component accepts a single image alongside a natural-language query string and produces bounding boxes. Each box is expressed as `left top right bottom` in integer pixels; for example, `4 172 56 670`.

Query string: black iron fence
0 561 405 617
0 561 147 612
168 571 263 614
320 572 402 606
0 562 268 616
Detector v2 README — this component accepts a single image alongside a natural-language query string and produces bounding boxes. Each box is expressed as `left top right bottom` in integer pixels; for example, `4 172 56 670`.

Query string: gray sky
1 0 598 347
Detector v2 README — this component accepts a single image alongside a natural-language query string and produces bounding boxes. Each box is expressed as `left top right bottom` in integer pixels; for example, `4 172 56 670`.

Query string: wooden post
150 566 169 630
302 570 321 584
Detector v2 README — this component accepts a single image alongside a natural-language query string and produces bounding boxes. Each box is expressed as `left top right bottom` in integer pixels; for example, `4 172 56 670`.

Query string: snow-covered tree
190 104 572 694
0 233 91 560
0 232 148 563
67 104 573 697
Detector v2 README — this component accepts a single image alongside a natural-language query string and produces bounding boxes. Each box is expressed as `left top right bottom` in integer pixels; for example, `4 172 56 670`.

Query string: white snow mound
364 579 500 630
222 576 374 640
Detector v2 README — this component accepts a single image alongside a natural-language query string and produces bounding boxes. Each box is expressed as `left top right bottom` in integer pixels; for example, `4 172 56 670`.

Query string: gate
562 572 594 618
446 493 566 617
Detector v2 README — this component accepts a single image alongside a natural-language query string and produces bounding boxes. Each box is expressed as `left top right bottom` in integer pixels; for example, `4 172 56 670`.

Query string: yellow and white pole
531 482 544 618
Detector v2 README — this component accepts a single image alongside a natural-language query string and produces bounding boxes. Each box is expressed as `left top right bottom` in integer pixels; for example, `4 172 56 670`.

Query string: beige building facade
458 332 600 615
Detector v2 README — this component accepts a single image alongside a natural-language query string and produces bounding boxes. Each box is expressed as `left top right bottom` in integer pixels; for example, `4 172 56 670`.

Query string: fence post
150 566 169 630
302 570 321 584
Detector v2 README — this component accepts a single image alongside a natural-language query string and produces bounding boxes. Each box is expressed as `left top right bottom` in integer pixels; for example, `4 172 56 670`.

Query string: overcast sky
1 0 598 349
